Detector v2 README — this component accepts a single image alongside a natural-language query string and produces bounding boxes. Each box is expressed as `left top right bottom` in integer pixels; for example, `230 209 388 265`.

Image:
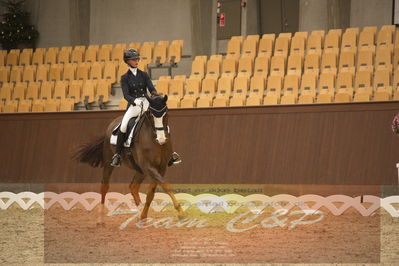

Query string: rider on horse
110 48 181 167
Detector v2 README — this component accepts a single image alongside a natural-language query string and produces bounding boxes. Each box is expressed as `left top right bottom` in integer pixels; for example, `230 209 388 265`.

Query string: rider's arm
121 75 136 105
144 72 157 95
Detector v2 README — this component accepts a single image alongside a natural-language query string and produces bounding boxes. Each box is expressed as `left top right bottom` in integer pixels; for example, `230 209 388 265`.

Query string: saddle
110 114 148 174
110 114 146 147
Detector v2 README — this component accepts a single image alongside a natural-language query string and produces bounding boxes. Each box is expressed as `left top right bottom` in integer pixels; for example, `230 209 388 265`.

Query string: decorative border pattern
0 191 398 217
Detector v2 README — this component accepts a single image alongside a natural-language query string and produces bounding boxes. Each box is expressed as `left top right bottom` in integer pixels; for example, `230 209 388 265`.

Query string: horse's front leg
140 182 157 220
158 182 185 219
129 173 145 206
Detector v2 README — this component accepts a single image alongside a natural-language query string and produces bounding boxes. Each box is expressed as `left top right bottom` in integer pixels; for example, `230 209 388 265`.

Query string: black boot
111 130 126 167
168 152 182 167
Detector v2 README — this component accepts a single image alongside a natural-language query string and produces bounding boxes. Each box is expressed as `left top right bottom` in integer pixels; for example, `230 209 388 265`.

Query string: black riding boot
168 152 182 167
111 130 126 167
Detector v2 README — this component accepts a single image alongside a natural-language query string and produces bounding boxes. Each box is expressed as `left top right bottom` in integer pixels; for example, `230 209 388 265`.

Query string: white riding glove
134 98 143 107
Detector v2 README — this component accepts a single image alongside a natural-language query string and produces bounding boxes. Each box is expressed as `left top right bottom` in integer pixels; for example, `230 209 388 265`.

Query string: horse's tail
72 136 105 168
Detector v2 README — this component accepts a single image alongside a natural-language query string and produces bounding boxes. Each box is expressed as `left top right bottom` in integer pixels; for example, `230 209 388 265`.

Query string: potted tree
0 0 38 50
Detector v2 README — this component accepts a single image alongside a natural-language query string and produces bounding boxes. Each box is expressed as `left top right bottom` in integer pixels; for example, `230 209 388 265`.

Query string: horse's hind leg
159 183 185 219
129 173 145 206
140 182 157 220
97 165 113 226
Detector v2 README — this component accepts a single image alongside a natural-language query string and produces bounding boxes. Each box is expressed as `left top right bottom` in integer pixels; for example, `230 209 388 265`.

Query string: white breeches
120 97 149 133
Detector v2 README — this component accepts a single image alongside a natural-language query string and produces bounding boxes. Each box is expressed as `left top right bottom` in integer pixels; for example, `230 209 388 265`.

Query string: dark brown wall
1 102 399 185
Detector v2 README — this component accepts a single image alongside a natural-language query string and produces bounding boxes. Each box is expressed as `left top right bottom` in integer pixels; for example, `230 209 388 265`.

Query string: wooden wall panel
0 102 399 185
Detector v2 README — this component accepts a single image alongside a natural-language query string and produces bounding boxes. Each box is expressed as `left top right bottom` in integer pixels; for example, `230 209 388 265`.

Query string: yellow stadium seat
156 79 169 96
111 46 124 62
250 75 266 97
306 34 322 56
153 41 169 65
69 80 83 103
97 79 111 108
58 47 72 64
40 81 55 100
84 48 97 63
168 42 182 64
190 58 206 79
201 78 216 95
226 39 241 58
3 100 18 112
49 64 63 81
44 48 58 65
76 62 90 80
9 65 23 83
19 49 33 66
13 81 27 100
36 64 49 82
90 61 104 80
229 96 244 107
103 61 116 83
217 76 233 94
140 42 153 65
253 56 269 78
118 98 128 110
169 79 184 99
221 57 237 78
287 54 302 77
17 99 32 112
158 75 172 81
242 39 257 59
6 52 19 66
298 73 317 104
205 58 221 79
71 48 84 63
196 97 212 108
60 98 75 111
233 76 249 98
357 50 374 72
316 72 335 103
304 53 320 76
274 36 290 58
323 30 341 55
82 80 97 106
321 52 337 74
375 47 392 71
373 69 392 101
44 99 61 112
22 65 36 82
128 42 141 51
341 30 357 53
266 75 282 100
354 70 373 101
270 55 285 77
237 57 253 77
32 99 45 112
281 75 299 104
173 75 186 82
26 81 40 100
258 38 273 58
54 81 68 99
183 79 201 101
338 51 355 74
117 61 129 81
290 35 305 56
0 66 10 83
32 49 44 65
335 72 354 102
0 82 13 102
358 30 376 53
98 46 111 62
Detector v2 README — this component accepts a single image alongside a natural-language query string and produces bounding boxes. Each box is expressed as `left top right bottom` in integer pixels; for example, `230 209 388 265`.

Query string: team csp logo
0 191 398 217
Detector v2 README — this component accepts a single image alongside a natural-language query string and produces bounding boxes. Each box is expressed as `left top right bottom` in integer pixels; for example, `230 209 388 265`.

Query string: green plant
0 0 38 50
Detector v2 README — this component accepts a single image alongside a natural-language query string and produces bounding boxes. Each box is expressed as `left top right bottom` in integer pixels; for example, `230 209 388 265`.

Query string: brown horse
73 94 185 222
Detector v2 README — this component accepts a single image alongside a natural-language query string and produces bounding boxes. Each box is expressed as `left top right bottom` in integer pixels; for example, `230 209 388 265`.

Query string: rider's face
127 58 140 68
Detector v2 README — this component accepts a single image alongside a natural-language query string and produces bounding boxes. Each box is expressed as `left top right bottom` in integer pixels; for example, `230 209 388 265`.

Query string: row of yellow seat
0 60 143 84
225 25 397 60
139 66 397 108
0 39 183 67
0 98 75 113
189 46 395 81
0 79 111 106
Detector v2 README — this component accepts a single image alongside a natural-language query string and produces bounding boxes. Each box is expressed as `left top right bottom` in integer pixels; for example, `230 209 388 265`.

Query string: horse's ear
163 95 168 102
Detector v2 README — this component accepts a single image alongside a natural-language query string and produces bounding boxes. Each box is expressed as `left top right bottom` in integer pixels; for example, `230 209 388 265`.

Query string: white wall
89 0 192 54
27 0 71 47
299 0 328 31
350 0 393 28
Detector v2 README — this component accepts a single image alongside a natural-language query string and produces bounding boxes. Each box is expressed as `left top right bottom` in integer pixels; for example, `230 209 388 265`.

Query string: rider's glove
134 98 143 106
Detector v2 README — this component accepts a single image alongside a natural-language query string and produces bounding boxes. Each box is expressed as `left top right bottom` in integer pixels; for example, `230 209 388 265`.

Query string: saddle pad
110 116 139 147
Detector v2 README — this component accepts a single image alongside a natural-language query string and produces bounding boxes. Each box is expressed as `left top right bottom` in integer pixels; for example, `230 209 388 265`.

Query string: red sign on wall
219 13 225 27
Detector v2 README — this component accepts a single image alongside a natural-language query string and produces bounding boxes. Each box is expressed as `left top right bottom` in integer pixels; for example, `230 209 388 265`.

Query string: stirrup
168 152 182 166
110 154 122 167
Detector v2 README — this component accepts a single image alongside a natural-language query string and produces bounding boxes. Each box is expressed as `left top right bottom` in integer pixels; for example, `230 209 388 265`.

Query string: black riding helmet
123 48 140 63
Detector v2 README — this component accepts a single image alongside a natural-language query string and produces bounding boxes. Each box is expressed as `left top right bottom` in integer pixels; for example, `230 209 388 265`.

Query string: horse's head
145 94 168 145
